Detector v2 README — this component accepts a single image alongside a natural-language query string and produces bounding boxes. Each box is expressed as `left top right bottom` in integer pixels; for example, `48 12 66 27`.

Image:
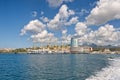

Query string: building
70 46 92 53
70 38 92 53
71 38 78 47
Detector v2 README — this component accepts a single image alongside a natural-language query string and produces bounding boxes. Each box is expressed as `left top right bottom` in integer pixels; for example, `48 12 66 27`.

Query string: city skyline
0 0 120 48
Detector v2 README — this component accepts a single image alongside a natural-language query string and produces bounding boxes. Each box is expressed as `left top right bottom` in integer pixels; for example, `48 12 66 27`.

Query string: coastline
0 51 120 54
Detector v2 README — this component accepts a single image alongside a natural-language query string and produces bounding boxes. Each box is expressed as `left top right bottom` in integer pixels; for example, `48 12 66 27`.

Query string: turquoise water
0 53 119 80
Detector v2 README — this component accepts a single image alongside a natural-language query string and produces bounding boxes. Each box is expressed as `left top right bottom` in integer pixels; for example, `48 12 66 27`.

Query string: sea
0 53 120 80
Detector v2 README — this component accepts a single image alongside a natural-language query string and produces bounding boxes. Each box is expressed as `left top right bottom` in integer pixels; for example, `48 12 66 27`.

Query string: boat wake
86 58 120 80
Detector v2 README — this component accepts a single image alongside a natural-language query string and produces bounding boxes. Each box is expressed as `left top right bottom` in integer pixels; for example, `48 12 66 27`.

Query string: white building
70 46 92 53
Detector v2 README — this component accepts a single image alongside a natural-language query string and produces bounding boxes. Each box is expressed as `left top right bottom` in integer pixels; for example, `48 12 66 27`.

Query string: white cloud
40 16 50 23
65 16 79 26
75 22 90 36
79 9 89 16
89 1 97 7
59 4 75 18
47 4 75 30
21 0 120 46
66 34 72 43
41 11 44 15
31 30 48 39
86 0 120 26
78 24 120 46
62 29 67 34
31 31 58 43
21 5 76 44
69 17 79 24
20 19 46 35
46 0 74 8
20 19 58 43
62 34 72 44
74 0 120 46
93 24 120 45
62 29 67 42
32 11 37 17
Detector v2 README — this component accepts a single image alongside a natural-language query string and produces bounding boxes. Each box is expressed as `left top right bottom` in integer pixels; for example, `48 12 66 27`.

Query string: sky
0 0 120 48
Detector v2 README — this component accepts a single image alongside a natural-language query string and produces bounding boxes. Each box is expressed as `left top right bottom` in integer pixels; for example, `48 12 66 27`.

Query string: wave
86 58 120 80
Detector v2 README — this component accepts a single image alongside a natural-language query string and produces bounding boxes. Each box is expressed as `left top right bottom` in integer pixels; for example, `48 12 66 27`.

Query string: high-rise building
70 37 92 53
71 38 78 47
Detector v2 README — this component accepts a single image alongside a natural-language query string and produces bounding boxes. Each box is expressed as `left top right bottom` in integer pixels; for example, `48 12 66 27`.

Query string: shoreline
0 52 120 54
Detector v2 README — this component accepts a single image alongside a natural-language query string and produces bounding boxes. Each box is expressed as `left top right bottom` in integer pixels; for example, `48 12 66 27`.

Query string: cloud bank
47 4 76 30
78 24 120 46
21 0 120 46
86 0 120 26
46 0 74 8
20 19 46 35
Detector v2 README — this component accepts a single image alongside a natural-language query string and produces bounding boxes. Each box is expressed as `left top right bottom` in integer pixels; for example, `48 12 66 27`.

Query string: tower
71 38 78 47
70 37 79 53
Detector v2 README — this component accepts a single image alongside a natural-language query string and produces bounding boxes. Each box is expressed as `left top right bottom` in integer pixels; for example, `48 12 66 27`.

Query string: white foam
86 58 120 80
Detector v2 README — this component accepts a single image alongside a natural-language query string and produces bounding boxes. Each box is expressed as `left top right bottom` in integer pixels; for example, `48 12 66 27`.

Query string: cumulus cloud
62 29 67 42
62 34 73 44
41 11 44 15
20 19 58 43
93 24 120 45
21 0 120 46
78 24 120 46
47 4 75 30
65 16 79 26
46 0 74 8
31 31 58 43
79 9 89 16
21 4 76 44
62 29 67 34
75 22 90 36
31 30 48 39
86 0 120 26
40 16 50 23
89 1 97 7
74 0 120 46
20 19 46 35
32 11 37 17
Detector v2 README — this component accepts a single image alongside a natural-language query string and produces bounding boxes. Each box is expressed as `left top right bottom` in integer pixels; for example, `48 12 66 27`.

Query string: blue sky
0 0 120 48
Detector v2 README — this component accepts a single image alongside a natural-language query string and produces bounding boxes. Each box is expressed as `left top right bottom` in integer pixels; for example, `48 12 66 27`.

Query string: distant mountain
80 43 97 48
80 43 120 48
